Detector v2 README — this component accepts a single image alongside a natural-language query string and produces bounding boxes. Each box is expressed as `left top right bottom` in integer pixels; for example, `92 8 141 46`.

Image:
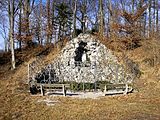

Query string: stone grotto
32 34 136 85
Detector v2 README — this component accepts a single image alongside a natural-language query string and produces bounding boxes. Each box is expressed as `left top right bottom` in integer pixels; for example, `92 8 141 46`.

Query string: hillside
0 35 160 120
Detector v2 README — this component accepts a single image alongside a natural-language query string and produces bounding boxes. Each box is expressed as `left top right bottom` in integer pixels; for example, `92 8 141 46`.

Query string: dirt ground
0 74 160 120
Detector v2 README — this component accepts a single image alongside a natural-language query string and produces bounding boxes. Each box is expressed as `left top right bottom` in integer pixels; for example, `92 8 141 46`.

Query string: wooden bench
36 83 70 96
103 84 133 95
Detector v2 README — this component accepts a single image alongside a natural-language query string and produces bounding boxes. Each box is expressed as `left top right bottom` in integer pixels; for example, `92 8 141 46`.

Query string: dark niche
74 41 88 64
35 68 59 84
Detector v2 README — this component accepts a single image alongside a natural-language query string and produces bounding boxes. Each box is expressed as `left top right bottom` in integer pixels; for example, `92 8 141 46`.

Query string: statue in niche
74 41 88 66
82 51 87 62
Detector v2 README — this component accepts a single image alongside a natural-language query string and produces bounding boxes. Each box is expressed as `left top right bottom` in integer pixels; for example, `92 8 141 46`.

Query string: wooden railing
36 83 70 96
103 84 133 95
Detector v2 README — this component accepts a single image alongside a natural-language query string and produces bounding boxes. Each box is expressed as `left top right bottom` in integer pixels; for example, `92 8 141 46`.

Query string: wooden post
103 85 107 96
83 82 85 92
124 84 128 94
28 64 30 84
62 84 66 96
40 85 45 96
71 83 74 92
94 82 97 92
104 85 107 93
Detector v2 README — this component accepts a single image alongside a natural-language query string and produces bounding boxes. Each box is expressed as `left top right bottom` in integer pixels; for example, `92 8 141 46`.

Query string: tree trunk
4 38 9 52
132 0 135 13
51 1 55 42
18 0 22 50
8 0 15 69
148 0 152 37
108 0 113 37
39 0 43 45
156 0 159 32
99 0 104 36
46 0 51 44
153 0 156 32
24 0 31 47
106 0 110 37
138 0 144 36
81 0 87 33
8 0 11 51
72 0 77 38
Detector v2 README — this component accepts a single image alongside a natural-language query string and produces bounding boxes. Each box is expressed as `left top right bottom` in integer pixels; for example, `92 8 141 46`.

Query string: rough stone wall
35 34 134 84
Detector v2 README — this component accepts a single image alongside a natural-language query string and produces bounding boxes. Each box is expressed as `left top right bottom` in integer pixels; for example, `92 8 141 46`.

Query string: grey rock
34 34 136 84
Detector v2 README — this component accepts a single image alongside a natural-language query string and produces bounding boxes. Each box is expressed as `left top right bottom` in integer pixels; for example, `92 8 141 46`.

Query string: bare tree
132 0 135 13
0 16 9 51
0 0 8 51
98 0 104 36
156 0 159 32
18 0 22 50
148 0 152 37
23 0 35 47
46 0 51 44
72 0 77 38
51 1 55 42
8 0 15 69
76 0 87 33
39 0 43 45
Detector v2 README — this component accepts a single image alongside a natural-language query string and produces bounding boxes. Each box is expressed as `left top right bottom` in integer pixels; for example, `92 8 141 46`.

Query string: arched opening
74 41 88 66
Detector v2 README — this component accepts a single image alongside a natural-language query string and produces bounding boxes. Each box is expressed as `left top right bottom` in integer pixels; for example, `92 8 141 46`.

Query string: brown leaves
121 11 133 24
121 4 148 24
110 3 148 49
132 4 148 22
15 34 33 42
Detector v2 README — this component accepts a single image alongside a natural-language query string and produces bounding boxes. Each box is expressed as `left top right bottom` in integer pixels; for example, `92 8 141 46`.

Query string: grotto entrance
74 41 88 66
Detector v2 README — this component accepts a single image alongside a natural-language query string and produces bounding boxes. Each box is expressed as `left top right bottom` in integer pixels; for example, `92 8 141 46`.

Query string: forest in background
0 0 159 69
